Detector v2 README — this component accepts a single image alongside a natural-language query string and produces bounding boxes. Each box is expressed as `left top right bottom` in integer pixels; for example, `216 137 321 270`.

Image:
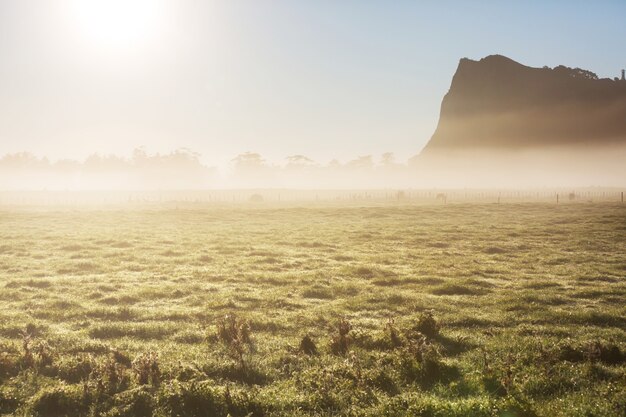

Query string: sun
70 0 164 50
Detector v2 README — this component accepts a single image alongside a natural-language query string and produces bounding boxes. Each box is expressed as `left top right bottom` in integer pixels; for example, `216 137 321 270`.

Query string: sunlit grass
0 202 624 416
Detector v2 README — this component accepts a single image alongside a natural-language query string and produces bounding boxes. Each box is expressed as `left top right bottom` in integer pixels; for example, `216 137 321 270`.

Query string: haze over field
3 51 626 190
2 145 626 191
1 0 626 188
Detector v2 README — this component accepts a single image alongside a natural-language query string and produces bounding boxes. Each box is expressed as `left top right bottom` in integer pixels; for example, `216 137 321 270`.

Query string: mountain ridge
421 55 626 152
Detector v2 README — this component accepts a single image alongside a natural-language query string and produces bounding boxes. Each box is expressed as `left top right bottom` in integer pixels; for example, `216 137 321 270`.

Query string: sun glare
70 0 164 50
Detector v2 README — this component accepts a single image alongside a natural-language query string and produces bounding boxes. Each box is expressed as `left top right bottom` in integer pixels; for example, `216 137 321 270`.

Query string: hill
422 55 626 152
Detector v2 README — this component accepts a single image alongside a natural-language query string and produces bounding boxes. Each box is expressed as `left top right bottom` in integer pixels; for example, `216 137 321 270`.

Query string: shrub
21 332 34 369
398 329 456 388
132 351 161 386
33 340 54 369
413 311 440 338
217 314 252 347
330 319 352 356
299 335 318 355
216 314 253 369
17 332 55 371
386 318 403 348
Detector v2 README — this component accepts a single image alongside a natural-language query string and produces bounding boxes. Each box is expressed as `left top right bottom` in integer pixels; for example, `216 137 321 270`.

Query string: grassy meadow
0 201 625 416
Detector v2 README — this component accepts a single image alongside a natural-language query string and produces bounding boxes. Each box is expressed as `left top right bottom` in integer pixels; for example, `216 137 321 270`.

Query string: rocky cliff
422 55 626 153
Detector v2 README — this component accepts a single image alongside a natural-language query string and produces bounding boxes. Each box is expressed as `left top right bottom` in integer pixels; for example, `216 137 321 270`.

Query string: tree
232 152 266 170
285 155 315 169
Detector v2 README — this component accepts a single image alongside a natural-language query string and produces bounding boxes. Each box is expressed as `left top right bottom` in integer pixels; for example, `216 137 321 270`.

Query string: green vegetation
0 202 625 416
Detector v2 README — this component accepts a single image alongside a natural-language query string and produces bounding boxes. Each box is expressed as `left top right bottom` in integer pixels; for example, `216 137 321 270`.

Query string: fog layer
1 144 625 190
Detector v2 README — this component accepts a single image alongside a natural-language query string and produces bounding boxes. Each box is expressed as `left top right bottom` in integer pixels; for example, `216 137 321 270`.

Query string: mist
1 143 625 192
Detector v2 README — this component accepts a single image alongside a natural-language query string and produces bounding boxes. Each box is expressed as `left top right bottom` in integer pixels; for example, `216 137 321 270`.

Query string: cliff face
422 55 626 152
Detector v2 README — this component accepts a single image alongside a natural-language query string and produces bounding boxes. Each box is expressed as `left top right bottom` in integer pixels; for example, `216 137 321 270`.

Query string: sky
0 0 625 167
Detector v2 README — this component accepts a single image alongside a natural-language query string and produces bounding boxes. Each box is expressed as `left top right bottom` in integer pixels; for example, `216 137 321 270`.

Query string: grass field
0 202 625 416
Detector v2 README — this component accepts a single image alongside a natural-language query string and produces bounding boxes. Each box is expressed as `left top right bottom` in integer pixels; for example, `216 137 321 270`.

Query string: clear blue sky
0 0 625 166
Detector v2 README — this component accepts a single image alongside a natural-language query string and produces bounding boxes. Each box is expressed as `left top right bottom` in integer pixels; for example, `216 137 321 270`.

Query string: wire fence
0 189 623 207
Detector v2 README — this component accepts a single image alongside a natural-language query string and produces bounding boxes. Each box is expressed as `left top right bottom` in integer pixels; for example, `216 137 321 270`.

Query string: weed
132 351 160 386
330 318 352 356
397 326 458 389
21 332 34 369
33 340 54 369
90 353 129 394
216 314 253 369
413 311 440 338
299 335 318 355
386 318 403 348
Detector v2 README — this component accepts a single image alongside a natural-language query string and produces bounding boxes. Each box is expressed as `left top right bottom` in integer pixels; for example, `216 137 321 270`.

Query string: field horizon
1 187 624 207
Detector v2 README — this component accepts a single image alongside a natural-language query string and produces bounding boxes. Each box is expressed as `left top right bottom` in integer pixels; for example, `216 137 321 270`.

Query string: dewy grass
0 202 624 416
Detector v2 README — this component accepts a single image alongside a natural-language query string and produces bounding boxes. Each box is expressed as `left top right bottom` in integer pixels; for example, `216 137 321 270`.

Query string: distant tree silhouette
0 148 421 189
285 155 316 171
0 148 215 190
231 152 271 186
232 152 266 170
286 155 314 165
